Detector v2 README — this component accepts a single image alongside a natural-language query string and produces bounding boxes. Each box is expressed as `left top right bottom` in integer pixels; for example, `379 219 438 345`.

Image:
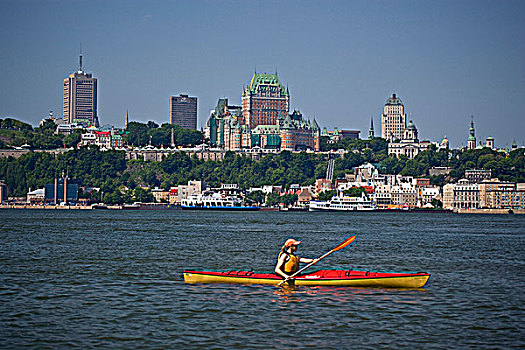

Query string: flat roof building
169 94 197 130
63 52 98 127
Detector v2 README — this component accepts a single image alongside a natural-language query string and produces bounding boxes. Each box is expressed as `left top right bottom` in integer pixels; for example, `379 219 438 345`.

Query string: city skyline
1 0 524 148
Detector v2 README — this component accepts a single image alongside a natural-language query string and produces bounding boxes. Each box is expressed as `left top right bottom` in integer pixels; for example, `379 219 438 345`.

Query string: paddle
277 235 356 286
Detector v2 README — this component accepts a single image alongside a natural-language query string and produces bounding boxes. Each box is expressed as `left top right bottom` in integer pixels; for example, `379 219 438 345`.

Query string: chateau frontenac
205 73 320 151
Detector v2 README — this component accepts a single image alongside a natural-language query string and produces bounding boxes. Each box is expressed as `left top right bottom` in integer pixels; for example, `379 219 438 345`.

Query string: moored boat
181 193 259 211
183 269 430 288
309 193 377 212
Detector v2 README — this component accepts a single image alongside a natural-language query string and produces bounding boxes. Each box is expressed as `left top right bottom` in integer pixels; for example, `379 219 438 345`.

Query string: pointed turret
311 118 320 131
282 114 294 129
368 117 375 139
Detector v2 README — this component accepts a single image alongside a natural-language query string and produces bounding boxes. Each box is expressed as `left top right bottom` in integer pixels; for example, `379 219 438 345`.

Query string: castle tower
242 72 289 129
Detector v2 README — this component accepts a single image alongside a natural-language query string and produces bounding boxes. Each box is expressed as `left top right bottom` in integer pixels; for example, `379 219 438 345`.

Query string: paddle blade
332 236 356 252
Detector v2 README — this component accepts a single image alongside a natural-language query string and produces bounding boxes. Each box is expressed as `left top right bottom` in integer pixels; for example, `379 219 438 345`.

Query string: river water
0 210 523 349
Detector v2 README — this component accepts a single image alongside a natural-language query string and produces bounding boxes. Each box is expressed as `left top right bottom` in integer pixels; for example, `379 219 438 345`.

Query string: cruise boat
309 193 377 211
181 193 259 211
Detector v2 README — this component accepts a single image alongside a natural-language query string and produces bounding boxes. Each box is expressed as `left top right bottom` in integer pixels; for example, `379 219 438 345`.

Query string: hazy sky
1 0 524 148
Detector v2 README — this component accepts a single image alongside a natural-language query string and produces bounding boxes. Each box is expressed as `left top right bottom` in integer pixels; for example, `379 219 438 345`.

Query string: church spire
368 117 375 139
467 116 476 150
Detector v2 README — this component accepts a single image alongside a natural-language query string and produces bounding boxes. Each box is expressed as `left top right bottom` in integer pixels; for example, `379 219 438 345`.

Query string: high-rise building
63 51 98 126
169 94 197 130
381 93 406 141
242 73 290 129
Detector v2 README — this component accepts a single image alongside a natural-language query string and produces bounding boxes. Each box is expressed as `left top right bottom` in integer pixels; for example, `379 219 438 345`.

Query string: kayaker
275 238 318 279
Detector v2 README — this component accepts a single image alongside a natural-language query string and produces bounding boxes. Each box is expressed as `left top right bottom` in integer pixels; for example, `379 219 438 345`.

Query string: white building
388 121 430 159
443 179 480 210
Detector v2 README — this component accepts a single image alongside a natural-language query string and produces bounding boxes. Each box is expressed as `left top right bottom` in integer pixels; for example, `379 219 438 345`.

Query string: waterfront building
26 188 45 204
381 93 407 141
478 179 523 209
443 179 480 210
63 52 98 127
373 184 392 209
44 177 78 204
388 121 429 159
172 180 206 204
391 183 417 208
0 181 8 203
467 118 476 150
419 187 441 207
297 187 314 206
151 187 169 203
242 73 289 129
169 94 197 130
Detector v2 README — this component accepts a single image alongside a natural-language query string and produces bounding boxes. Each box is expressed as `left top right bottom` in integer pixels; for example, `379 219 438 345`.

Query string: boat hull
181 206 260 211
183 269 430 288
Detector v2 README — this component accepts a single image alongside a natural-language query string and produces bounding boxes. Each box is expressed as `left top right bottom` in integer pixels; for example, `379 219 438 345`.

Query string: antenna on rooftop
79 43 83 72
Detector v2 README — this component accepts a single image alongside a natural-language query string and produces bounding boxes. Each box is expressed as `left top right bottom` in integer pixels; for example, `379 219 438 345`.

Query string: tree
343 187 365 197
246 190 265 205
318 190 337 201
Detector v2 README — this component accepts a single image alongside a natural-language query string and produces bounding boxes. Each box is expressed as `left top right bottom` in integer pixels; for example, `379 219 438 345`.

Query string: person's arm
275 254 289 279
299 257 319 264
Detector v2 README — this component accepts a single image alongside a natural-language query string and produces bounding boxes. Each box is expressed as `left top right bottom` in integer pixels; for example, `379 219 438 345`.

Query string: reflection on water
0 210 524 349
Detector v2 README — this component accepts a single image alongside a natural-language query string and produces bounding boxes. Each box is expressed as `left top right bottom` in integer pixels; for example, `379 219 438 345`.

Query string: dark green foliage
246 190 265 205
0 118 33 131
124 121 204 147
318 190 337 201
343 187 365 197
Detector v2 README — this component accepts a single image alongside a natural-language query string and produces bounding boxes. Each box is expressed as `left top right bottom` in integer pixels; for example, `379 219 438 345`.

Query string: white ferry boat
309 193 377 211
181 193 259 211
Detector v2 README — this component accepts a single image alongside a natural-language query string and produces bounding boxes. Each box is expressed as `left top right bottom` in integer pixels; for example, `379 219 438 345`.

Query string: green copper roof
245 73 288 96
386 93 403 105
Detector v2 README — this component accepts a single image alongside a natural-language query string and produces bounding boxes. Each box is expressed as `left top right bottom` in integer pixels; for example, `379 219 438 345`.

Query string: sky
1 0 524 148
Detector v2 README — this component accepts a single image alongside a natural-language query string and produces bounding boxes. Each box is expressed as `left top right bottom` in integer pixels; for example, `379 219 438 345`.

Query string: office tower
381 93 406 141
63 51 98 126
169 94 197 129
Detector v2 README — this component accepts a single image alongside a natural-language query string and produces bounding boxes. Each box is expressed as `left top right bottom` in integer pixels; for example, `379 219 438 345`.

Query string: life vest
278 251 299 274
